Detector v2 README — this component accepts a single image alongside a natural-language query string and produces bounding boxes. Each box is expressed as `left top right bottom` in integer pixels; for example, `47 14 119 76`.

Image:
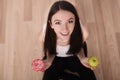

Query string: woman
39 1 96 80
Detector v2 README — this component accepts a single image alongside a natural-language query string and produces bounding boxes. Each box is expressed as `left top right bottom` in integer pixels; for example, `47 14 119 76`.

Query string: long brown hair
44 0 83 58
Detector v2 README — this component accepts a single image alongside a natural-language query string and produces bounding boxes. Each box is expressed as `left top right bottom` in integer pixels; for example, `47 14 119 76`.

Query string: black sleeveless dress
42 42 96 80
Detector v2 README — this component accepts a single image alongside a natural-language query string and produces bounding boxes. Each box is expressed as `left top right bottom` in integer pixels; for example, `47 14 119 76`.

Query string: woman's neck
57 39 69 46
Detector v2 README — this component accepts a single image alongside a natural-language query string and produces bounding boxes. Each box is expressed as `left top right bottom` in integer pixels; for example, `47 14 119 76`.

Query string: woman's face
51 10 75 43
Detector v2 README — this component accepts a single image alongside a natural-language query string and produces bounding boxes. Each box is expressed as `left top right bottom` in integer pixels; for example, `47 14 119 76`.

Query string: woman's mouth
60 33 69 36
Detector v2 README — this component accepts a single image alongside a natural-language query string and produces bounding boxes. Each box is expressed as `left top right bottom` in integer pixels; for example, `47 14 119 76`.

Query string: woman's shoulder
39 24 47 42
81 24 89 42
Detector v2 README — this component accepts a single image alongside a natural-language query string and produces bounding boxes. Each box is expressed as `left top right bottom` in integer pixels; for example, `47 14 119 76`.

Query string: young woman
39 1 96 80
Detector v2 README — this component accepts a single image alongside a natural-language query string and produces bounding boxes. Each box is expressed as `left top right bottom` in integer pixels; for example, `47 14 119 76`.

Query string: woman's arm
38 24 47 60
81 23 89 42
39 24 46 43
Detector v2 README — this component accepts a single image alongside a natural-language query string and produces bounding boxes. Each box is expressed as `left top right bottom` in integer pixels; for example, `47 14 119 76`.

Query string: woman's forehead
51 10 75 22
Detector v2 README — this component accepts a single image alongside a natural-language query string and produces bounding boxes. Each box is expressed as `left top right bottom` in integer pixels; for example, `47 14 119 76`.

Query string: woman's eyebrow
54 19 61 22
67 18 74 21
54 18 74 22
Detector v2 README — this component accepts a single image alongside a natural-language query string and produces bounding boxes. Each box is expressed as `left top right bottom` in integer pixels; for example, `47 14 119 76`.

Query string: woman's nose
62 23 68 31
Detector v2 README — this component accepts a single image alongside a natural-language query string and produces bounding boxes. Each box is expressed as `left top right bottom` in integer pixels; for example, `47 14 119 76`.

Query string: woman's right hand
41 60 52 71
32 59 45 72
32 59 52 72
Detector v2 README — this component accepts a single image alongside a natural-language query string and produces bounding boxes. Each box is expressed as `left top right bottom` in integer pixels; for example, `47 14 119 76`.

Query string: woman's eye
55 22 61 25
68 20 74 23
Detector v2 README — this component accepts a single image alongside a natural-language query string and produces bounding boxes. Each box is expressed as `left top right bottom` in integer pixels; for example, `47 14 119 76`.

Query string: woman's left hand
80 57 95 70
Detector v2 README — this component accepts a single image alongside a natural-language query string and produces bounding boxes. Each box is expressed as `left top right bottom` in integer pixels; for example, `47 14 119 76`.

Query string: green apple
88 56 99 67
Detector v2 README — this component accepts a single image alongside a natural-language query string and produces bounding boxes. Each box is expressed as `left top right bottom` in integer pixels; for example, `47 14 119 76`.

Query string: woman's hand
32 59 51 72
32 59 45 72
80 57 96 70
42 60 52 71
